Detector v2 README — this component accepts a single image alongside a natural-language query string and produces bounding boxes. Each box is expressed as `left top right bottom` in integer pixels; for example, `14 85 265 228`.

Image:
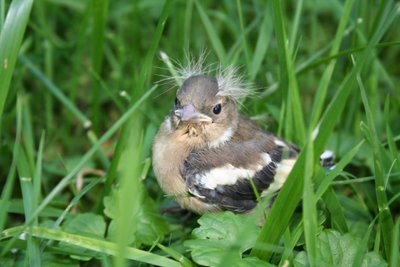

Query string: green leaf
63 213 106 239
104 189 169 246
184 212 262 267
60 213 107 261
136 199 170 245
293 230 388 267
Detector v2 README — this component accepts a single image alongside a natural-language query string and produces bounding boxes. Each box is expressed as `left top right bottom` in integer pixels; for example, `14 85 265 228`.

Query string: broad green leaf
63 213 106 239
61 213 107 261
104 189 169 246
185 212 261 267
293 230 387 267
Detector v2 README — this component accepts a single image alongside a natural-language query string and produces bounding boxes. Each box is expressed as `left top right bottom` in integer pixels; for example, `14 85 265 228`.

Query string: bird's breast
152 127 189 196
152 118 220 214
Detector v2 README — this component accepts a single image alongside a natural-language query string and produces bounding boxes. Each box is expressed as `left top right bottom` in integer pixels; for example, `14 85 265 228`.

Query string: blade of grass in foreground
389 219 400 267
271 0 305 145
1 226 180 267
357 69 394 259
0 0 33 119
15 95 41 266
100 0 173 210
114 118 143 267
302 141 317 267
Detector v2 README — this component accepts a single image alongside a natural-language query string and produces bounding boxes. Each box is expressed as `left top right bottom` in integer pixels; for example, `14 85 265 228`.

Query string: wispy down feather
159 51 252 102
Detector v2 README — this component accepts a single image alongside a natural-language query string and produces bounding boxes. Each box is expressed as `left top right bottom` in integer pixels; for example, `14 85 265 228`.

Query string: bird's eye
213 103 222 115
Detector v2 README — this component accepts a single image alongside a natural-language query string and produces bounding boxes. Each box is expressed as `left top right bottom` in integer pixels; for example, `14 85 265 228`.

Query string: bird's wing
181 138 299 213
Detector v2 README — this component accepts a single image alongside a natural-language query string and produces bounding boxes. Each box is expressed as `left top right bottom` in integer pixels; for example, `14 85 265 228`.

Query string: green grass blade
309 0 355 128
384 98 400 172
99 125 129 212
157 243 193 267
250 149 306 260
0 0 4 29
323 187 348 233
249 4 272 81
0 0 33 119
183 0 194 51
0 162 17 233
315 141 364 233
236 0 250 68
194 0 227 64
33 132 45 221
352 222 374 267
389 218 400 267
1 226 181 267
89 0 108 130
357 66 394 259
302 141 317 267
136 0 173 96
288 0 303 53
53 175 105 230
271 0 305 145
114 118 143 267
19 55 92 129
15 95 41 266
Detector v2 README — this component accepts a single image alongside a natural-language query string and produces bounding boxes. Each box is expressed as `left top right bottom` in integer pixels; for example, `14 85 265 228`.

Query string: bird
152 64 333 214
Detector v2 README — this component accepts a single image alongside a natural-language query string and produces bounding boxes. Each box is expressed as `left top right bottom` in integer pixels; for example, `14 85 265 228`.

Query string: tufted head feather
159 51 252 103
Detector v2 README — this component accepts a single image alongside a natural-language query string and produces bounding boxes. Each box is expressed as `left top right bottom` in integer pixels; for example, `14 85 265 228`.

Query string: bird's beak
175 104 212 124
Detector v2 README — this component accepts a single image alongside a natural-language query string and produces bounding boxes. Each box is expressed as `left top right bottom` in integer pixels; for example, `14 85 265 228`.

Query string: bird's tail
320 150 335 169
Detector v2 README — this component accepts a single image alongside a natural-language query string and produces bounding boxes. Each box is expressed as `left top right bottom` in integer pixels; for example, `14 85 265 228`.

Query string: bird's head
170 75 240 147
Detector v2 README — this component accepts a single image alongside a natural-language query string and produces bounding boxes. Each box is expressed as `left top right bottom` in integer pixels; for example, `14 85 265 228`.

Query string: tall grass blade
89 0 108 130
271 0 305 145
288 0 303 53
15 95 41 266
33 132 45 220
357 67 394 259
19 55 92 129
136 0 173 96
302 141 317 267
114 118 143 267
249 4 272 81
390 218 400 267
236 0 250 68
0 0 33 119
194 0 226 64
1 226 181 267
309 0 355 128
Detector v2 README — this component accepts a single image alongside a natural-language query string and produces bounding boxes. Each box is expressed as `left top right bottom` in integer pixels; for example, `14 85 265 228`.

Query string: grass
0 0 399 266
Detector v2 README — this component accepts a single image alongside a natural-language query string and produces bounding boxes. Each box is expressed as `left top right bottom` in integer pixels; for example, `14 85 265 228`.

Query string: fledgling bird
152 65 331 214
